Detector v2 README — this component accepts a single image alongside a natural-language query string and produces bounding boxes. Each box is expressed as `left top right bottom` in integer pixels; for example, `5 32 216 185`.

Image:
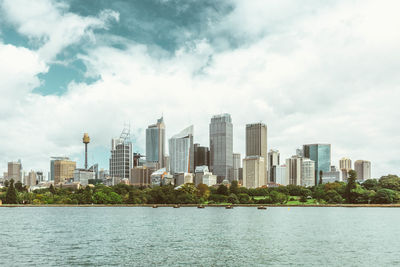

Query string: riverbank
1 204 400 207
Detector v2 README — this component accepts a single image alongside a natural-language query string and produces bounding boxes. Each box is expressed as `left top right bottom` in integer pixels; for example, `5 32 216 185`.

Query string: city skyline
0 0 399 178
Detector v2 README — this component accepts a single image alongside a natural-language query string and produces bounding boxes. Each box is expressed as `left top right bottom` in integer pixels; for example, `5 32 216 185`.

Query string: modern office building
54 159 76 184
268 149 280 182
36 171 44 183
73 169 95 186
146 117 166 169
322 166 341 183
210 114 233 182
339 158 352 181
301 158 315 187
194 144 210 169
286 156 302 186
110 127 133 184
194 165 217 186
303 144 331 185
130 166 154 186
169 125 194 174
246 123 268 182
233 153 241 181
7 160 22 182
354 160 371 181
275 165 287 185
26 170 37 187
243 156 266 188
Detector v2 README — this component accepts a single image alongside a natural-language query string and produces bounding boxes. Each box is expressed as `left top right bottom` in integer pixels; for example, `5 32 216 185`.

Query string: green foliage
49 184 56 194
345 170 357 203
229 180 239 195
270 191 287 204
216 184 229 196
324 190 343 204
373 189 397 204
379 175 400 191
5 179 17 204
227 193 239 204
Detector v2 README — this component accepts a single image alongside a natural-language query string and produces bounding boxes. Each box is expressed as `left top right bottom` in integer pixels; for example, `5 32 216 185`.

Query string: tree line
1 171 399 205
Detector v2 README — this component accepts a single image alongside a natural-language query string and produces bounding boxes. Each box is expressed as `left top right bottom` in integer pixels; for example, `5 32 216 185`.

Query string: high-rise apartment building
339 158 352 181
146 117 165 169
7 160 22 182
169 125 194 174
275 165 287 185
193 144 210 169
110 127 133 184
243 156 266 188
233 153 241 181
301 158 315 187
303 144 331 185
209 114 233 182
26 170 37 187
130 166 154 186
286 156 302 186
354 160 371 181
54 159 76 184
246 123 268 183
268 149 280 182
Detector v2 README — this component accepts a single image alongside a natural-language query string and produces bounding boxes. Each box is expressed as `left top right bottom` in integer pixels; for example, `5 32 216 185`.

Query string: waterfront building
286 156 302 186
73 169 95 186
26 170 37 187
268 149 280 182
194 144 210 169
322 166 341 183
54 159 76 184
130 166 154 186
243 156 266 188
209 113 233 182
303 144 331 185
354 160 371 181
194 166 217 186
110 127 133 184
169 125 194 174
233 153 241 181
151 168 173 186
146 117 166 170
7 160 22 182
275 165 287 185
339 158 352 181
301 158 315 187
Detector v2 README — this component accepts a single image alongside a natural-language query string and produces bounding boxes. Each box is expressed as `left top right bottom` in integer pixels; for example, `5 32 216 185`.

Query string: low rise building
73 169 95 186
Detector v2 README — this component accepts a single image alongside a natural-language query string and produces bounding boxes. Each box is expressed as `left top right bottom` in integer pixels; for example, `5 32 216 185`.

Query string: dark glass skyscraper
303 144 331 185
146 117 165 169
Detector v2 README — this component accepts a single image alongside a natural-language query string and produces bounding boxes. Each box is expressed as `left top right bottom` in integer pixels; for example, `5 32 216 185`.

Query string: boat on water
225 205 233 209
197 205 205 209
173 205 180 208
152 205 158 208
257 206 267 210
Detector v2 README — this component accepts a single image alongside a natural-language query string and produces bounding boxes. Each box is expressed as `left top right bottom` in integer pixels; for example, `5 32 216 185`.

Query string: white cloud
0 0 399 178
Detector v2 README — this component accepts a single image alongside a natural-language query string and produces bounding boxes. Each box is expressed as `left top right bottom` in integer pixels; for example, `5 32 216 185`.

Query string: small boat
173 204 180 208
257 206 267 210
197 205 205 209
152 205 158 208
225 205 233 209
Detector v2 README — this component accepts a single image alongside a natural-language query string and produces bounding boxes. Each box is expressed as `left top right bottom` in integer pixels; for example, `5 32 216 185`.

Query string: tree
345 170 357 203
229 180 239 195
270 191 287 204
227 193 239 204
14 181 24 192
379 175 400 191
319 170 323 185
4 180 9 187
5 179 17 204
373 189 396 204
83 186 93 204
216 184 229 196
49 184 56 194
324 190 343 204
197 183 210 199
362 179 379 191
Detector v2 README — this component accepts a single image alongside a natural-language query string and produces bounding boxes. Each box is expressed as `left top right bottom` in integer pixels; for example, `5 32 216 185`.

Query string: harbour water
1 207 399 266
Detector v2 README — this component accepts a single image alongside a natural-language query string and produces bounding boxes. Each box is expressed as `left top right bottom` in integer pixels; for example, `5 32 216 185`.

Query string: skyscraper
301 158 315 187
286 156 302 186
54 159 76 184
146 117 165 169
7 160 22 182
209 114 233 182
233 153 241 181
193 144 210 169
169 125 194 174
245 123 268 183
354 160 371 181
303 144 331 185
268 149 280 182
243 156 266 188
339 158 352 181
110 126 133 184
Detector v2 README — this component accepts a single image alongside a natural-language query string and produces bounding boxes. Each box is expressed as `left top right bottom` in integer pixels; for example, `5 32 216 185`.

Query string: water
1 207 399 266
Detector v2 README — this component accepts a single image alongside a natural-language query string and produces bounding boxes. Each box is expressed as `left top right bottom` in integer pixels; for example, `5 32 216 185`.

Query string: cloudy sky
0 0 399 178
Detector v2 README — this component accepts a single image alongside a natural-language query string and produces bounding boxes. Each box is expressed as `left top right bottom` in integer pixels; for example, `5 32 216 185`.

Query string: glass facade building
303 144 331 185
146 117 165 169
169 125 194 174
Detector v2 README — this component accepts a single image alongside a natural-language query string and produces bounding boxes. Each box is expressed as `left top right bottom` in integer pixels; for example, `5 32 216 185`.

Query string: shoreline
1 204 400 208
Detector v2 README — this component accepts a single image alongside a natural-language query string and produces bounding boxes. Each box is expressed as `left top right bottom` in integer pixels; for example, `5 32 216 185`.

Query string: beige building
286 156 302 186
354 160 371 181
26 171 37 187
130 166 154 186
245 123 268 183
7 161 22 182
243 156 266 188
339 158 352 181
54 160 76 184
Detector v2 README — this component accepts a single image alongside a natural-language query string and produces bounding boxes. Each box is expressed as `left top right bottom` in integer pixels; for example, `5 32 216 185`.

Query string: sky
0 0 399 178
